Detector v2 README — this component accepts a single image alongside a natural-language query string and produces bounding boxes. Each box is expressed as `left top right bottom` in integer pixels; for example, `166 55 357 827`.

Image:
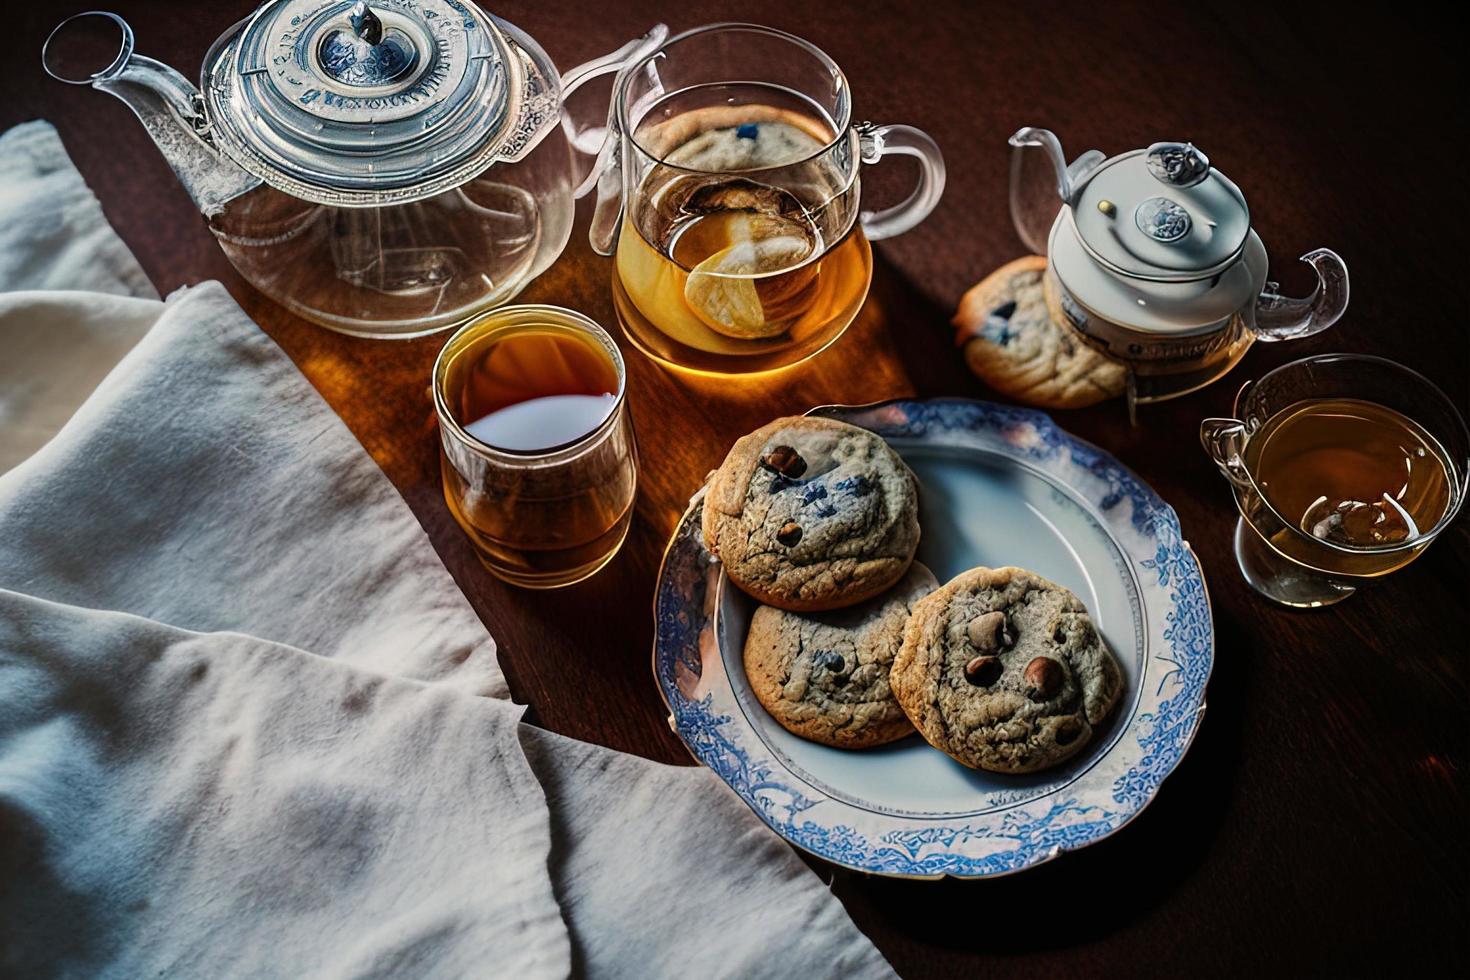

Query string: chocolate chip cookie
744 564 937 748
891 566 1123 773
703 417 920 611
954 256 1126 409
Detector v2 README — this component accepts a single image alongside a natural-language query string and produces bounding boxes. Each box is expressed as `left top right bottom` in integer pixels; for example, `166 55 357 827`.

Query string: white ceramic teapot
1009 127 1349 408
45 2 665 337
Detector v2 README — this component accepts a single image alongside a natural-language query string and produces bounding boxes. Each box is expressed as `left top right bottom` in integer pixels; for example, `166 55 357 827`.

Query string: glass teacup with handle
588 23 945 376
1200 354 1467 607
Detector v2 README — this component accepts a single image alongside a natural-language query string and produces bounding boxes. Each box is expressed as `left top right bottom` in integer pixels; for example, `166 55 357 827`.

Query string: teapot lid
203 0 558 207
1068 142 1250 282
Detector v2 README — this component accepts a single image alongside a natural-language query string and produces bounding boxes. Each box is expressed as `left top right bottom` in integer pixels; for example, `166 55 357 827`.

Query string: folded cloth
0 281 507 698
0 592 569 979
0 121 155 299
0 121 896 979
519 728 897 979
0 121 157 474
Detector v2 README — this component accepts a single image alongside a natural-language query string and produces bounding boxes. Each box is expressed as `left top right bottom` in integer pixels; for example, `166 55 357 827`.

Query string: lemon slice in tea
683 213 819 339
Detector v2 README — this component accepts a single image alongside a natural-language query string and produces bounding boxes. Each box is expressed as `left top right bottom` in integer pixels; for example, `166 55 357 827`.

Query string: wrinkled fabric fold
0 281 506 697
0 591 570 980
0 121 897 980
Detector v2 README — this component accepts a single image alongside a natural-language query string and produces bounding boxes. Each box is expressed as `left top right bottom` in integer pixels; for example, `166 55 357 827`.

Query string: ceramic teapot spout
1007 127 1106 253
43 12 260 216
1008 127 1107 205
1252 248 1350 341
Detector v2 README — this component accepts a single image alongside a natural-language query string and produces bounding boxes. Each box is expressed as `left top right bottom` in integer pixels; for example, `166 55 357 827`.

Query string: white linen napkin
0 592 570 978
0 121 897 979
0 121 157 474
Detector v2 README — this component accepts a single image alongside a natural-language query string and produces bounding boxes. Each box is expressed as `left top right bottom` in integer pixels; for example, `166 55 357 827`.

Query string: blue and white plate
653 399 1213 879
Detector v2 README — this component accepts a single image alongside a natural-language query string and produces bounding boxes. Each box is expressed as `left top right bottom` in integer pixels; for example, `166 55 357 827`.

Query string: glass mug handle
1199 416 1253 490
855 122 946 241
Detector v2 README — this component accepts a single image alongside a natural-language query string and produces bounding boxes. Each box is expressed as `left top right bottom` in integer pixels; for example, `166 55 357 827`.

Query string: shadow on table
648 249 982 415
827 610 1251 956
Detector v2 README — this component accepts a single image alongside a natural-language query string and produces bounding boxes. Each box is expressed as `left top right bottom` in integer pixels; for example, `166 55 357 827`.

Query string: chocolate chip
1055 717 1083 745
964 655 1003 687
775 522 803 546
760 445 807 478
967 611 1008 652
1053 625 1067 645
814 651 846 675
1024 656 1063 701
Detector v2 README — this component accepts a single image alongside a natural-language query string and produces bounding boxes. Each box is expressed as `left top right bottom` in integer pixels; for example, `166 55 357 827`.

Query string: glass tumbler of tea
1200 354 1467 607
590 23 945 376
433 306 638 588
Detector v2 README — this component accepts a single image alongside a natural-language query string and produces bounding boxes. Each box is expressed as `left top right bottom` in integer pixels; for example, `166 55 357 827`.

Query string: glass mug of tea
433 306 638 588
589 23 945 375
1201 354 1467 607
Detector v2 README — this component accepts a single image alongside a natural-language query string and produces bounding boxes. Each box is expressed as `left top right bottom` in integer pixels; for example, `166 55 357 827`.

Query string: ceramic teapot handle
1252 248 1350 341
559 25 669 203
855 122 946 241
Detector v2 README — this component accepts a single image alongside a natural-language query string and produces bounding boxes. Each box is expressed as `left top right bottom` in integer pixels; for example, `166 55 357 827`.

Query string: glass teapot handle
559 25 668 205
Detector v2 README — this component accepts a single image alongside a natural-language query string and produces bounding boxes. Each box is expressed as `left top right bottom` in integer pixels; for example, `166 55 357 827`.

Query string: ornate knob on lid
1145 142 1210 187
318 1 414 87
349 2 383 45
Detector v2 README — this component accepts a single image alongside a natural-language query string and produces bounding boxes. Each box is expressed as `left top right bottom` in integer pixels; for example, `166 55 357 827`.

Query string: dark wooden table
9 2 1467 975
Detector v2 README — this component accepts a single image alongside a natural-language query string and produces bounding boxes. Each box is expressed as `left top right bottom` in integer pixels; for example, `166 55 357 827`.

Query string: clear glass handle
1199 417 1253 489
559 25 669 202
587 141 625 256
1252 247 1350 342
856 122 945 242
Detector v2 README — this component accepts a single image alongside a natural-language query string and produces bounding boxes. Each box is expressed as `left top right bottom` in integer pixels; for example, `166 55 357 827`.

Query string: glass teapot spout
1252 248 1350 341
1007 127 1106 254
43 12 260 216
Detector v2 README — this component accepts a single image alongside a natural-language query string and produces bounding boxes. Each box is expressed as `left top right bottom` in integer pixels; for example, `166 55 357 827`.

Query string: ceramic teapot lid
1069 142 1250 282
203 0 557 206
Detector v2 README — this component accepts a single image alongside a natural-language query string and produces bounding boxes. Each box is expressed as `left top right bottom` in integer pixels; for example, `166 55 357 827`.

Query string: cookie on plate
891 566 1123 774
744 563 937 749
954 255 1126 409
703 416 920 612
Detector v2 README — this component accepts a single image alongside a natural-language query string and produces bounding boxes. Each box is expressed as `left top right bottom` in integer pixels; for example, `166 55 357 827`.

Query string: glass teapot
1009 127 1349 411
44 2 666 338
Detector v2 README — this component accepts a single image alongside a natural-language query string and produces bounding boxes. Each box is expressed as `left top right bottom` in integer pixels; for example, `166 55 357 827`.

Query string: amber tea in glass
434 306 638 588
612 83 872 375
1244 398 1450 574
597 24 945 376
1202 355 1467 607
